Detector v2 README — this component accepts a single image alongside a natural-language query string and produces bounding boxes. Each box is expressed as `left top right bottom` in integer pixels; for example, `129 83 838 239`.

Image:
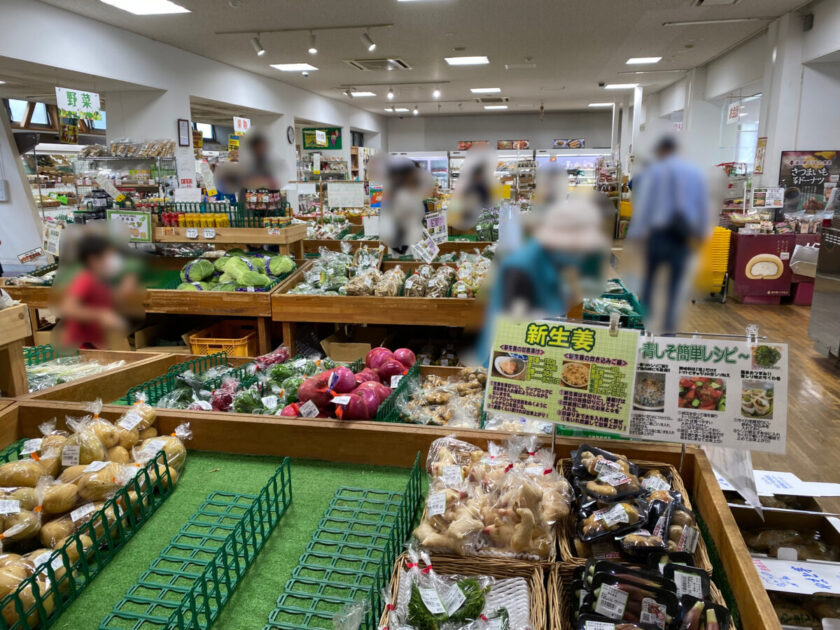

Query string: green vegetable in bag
238 271 270 287
214 256 232 272
210 283 238 292
268 363 295 384
177 282 211 291
281 376 305 402
268 255 296 276
232 387 264 414
180 258 215 282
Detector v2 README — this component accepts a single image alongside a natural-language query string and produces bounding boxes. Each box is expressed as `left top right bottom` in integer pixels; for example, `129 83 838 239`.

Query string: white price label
84 461 108 473
21 439 42 455
33 551 64 572
442 465 462 487
293 358 308 369
441 583 466 615
261 395 279 410
594 583 628 620
203 228 216 239
299 400 319 418
267 228 282 236
674 570 704 599
0 500 20 515
390 375 404 388
418 586 446 615
526 466 543 476
584 622 617 630
595 503 629 527
118 412 143 431
331 395 351 406
61 445 80 467
185 227 199 239
640 597 667 629
71 503 97 523
678 525 700 553
642 475 671 492
594 459 621 474
427 492 446 516
598 469 632 487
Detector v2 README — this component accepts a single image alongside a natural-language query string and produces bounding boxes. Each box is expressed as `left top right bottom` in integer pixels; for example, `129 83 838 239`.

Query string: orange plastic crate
188 320 257 357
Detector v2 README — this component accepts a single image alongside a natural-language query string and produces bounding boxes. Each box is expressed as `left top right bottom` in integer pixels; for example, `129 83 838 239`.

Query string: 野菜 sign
628 337 788 453
484 318 641 435
55 87 101 120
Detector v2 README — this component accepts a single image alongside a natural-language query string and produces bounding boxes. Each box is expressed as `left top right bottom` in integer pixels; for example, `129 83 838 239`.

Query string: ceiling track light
387 87 395 100
432 87 441 99
361 29 376 52
308 31 317 55
412 105 419 116
251 34 265 56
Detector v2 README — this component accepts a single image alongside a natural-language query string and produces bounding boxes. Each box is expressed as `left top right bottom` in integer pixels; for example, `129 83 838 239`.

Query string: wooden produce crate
3 402 779 628
303 238 494 257
0 304 32 396
152 224 307 257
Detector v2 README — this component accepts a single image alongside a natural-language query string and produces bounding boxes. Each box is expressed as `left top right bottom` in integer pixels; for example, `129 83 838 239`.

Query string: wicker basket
556 458 713 573
379 552 547 629
548 563 736 630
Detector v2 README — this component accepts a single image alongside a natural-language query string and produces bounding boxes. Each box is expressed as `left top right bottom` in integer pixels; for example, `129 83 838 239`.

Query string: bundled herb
407 578 489 629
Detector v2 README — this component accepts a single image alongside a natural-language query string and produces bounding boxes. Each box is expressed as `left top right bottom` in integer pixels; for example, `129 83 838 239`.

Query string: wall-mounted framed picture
177 118 191 147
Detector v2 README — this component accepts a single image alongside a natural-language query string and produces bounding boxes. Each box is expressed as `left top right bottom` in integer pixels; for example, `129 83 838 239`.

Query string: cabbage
237 271 270 288
223 257 255 283
177 282 211 291
210 282 238 292
219 272 236 283
268 255 296 276
214 256 232 272
180 258 215 282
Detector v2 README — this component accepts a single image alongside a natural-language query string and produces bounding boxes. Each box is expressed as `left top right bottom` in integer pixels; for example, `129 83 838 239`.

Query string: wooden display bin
2 400 780 629
151 224 307 257
0 304 32 396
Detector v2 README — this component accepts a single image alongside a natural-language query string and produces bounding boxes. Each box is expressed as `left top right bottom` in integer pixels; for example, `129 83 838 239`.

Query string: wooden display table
1 398 782 630
152 223 307 257
0 305 32 396
303 238 494 256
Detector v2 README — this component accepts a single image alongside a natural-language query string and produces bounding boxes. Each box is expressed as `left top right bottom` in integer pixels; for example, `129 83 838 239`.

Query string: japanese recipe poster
484 318 641 435
629 337 788 453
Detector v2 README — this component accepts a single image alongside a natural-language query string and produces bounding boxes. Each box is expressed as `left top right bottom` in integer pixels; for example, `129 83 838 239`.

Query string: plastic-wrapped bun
132 423 191 471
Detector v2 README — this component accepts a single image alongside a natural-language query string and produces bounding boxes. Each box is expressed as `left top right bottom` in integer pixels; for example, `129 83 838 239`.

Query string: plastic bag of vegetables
177 282 212 291
266 255 296 277
180 258 215 283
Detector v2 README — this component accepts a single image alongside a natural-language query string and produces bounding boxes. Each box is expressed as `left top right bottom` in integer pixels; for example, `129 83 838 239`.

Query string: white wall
386 111 611 152
658 79 687 118
802 0 840 63
705 33 768 100
795 63 840 149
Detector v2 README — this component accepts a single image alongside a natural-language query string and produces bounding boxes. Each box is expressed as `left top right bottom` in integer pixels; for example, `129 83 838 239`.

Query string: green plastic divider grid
374 362 419 423
264 453 422 630
0 445 176 630
99 458 292 630
123 353 230 405
23 345 79 367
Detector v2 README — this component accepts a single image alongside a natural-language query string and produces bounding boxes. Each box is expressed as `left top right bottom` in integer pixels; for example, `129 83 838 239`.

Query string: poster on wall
753 137 767 174
778 151 840 206
233 116 251 136
484 317 641 435
302 127 342 150
107 210 152 243
457 140 489 151
59 118 78 144
497 139 530 150
628 336 788 453
726 101 741 125
553 138 585 149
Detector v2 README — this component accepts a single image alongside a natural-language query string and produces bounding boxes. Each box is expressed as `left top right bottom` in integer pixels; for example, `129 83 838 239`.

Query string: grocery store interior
0 0 839 628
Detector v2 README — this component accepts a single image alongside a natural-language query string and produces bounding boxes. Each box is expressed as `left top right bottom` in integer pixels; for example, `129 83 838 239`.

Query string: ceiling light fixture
344 89 354 98
432 87 441 99
626 57 661 64
99 0 189 14
412 105 419 115
385 107 394 112
387 87 395 100
302 71 310 77
351 91 376 97
484 105 508 110
271 63 318 71
361 30 376 52
445 56 489 66
308 31 318 55
604 83 639 89
588 102 614 107
0 81 5 85
470 87 501 94
391 107 409 112
251 35 265 56
662 17 768 26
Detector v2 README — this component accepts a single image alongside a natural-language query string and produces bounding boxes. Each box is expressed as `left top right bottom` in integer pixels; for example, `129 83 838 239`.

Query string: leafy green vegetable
321 357 336 370
268 363 295 384
281 376 304 402
177 282 211 291
754 345 781 368
214 256 232 272
269 255 296 276
210 282 238 292
232 386 264 414
407 578 489 629
238 270 271 287
180 258 215 282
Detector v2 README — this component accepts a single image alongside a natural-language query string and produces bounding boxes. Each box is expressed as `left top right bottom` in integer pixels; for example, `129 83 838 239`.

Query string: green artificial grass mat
50 450 411 630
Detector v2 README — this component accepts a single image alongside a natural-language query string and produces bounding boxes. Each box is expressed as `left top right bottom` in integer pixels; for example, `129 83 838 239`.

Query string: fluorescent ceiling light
483 105 508 110
0 81 5 85
663 17 766 26
470 87 501 94
588 102 613 107
445 56 489 66
351 91 376 97
626 57 661 65
393 107 410 112
99 0 189 14
604 83 638 90
271 63 318 72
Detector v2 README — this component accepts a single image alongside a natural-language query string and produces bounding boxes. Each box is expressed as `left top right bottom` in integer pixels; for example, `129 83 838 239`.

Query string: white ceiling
35 0 809 116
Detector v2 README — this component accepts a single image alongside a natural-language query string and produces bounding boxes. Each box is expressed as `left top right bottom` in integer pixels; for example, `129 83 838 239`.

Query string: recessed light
387 87 395 100
271 63 318 72
432 88 441 99
350 91 375 97
412 106 419 115
604 83 638 90
470 87 501 94
588 102 614 107
99 0 189 14
445 56 490 66
626 57 661 65
663 17 767 26
483 105 508 110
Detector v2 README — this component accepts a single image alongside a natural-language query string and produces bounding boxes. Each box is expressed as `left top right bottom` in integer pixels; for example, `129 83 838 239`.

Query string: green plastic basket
99 459 292 630
0 446 176 630
374 363 419 423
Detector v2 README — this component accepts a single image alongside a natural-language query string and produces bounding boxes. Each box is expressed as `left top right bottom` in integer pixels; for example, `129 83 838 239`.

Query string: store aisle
682 301 840 508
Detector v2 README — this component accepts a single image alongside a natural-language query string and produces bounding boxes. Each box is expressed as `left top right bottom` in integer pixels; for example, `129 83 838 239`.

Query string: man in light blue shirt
629 136 709 332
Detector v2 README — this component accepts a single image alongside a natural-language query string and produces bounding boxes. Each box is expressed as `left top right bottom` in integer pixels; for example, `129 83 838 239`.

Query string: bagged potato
0 461 45 488
132 423 191 471
36 479 79 516
76 463 136 502
116 393 156 433
0 488 36 512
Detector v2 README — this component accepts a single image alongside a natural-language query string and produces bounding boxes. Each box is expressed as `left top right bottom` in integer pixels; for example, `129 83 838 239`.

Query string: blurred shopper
629 135 710 333
59 233 135 349
374 155 433 255
449 149 496 230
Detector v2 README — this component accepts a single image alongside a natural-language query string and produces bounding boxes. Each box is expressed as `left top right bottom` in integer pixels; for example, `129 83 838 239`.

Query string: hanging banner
409 229 440 263
233 116 251 136
753 136 767 174
107 210 152 243
553 139 586 149
629 337 788 453
726 101 741 125
55 87 101 120
302 128 341 150
497 140 530 150
228 135 239 151
457 141 489 151
484 318 641 435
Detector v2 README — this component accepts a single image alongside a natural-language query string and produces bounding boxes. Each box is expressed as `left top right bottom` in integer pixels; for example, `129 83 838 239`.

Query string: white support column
682 67 724 167
631 85 644 160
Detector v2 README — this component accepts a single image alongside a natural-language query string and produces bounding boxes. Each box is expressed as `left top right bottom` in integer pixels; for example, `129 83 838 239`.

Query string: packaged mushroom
426 266 455 298
402 272 427 297
344 268 381 296
373 266 406 296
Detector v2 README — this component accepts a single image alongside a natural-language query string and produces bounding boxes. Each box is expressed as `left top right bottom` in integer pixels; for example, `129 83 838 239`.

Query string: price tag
331 395 351 405
33 551 63 572
203 228 216 239
299 400 319 418
390 375 404 388
185 227 199 239
640 597 667 629
118 412 143 431
71 503 97 524
267 228 282 236
525 466 543 476
20 438 42 455
61 446 80 467
441 583 466 615
84 461 108 473
594 583 628 619
261 395 279 410
427 492 446 516
442 465 462 487
673 570 704 599
642 475 671 491
595 503 629 527
418 586 446 615
598 469 632 486
0 500 20 515
594 459 622 474
584 622 616 630
678 525 699 553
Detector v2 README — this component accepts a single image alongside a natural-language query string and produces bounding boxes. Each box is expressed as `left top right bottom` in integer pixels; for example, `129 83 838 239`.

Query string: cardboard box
731 505 840 562
725 490 825 513
320 326 390 363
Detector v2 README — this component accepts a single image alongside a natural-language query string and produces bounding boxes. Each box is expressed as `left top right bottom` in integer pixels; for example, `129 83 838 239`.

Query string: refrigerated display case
534 149 610 190
389 151 449 189
809 227 840 358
